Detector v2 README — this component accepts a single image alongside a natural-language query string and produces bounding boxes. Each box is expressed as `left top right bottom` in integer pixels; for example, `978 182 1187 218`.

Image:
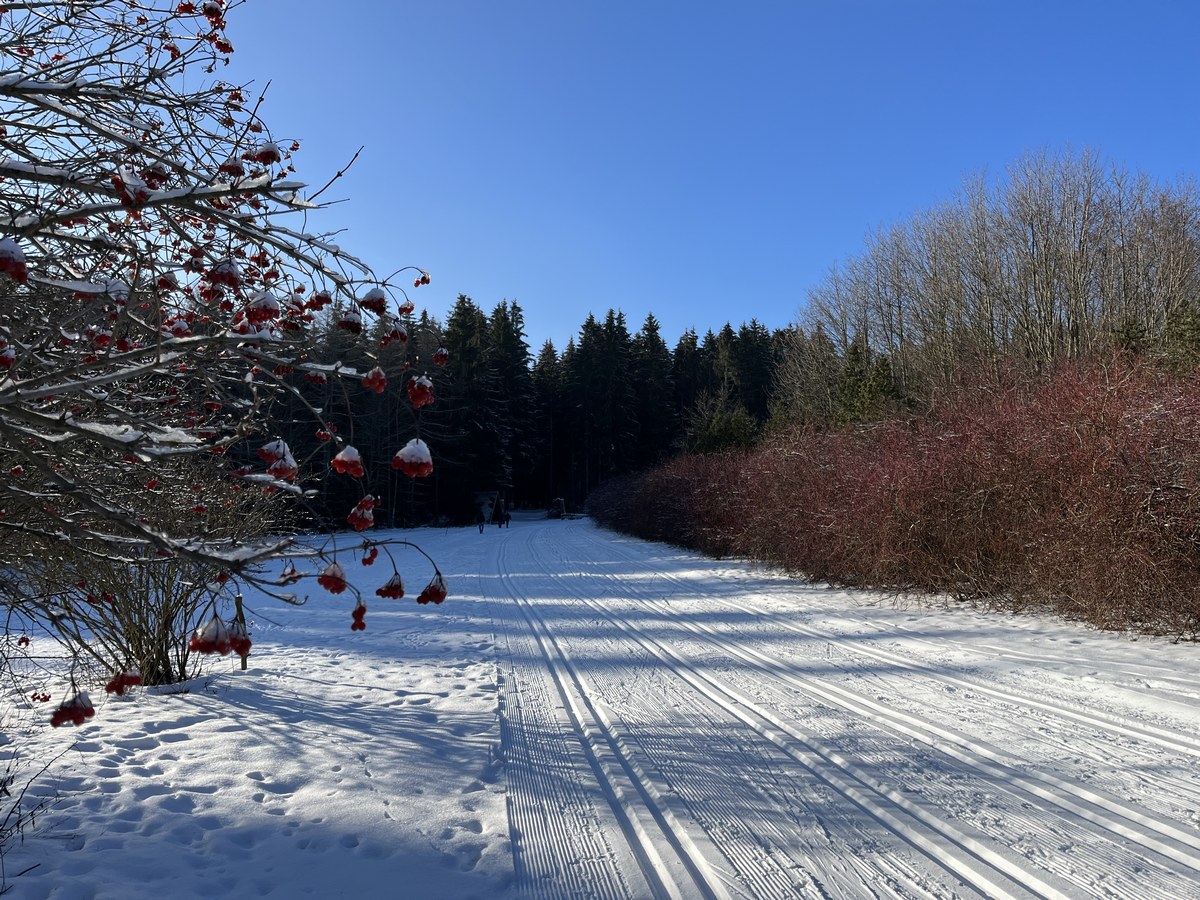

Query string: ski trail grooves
486 518 1200 898
494 537 733 900
526 525 1069 900
590 528 1200 765
577 530 1200 873
590 557 1200 879
487 542 637 899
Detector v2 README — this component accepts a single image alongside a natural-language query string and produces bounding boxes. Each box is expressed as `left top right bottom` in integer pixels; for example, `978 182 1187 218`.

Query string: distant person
476 511 485 534
504 511 511 528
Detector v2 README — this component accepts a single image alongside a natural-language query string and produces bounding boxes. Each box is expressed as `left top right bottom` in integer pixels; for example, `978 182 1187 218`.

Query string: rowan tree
0 0 449 723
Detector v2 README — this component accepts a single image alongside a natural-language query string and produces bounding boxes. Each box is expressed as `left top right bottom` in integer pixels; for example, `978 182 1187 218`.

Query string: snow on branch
0 0 452 718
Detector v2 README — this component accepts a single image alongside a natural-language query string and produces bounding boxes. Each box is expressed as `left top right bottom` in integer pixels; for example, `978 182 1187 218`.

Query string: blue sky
225 1 1200 353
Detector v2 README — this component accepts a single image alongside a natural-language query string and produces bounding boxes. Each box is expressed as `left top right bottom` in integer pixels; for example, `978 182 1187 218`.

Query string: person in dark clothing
504 511 511 528
476 511 485 534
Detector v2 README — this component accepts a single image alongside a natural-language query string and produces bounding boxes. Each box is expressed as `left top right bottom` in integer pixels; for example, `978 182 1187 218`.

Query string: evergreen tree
733 319 776 425
710 323 739 393
437 295 508 520
562 311 639 500
630 314 678 469
600 309 639 474
530 340 567 507
835 341 901 425
683 385 759 454
697 328 724 400
490 300 537 506
672 328 704 433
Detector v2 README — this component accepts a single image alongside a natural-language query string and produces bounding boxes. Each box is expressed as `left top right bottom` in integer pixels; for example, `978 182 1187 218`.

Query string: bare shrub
599 354 1200 637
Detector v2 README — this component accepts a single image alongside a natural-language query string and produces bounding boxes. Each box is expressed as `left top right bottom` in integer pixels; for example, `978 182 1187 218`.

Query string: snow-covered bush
0 0 448 722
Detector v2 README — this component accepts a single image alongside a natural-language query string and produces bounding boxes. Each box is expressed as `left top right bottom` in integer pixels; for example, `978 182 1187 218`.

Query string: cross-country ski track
12 514 1200 899
485 518 1200 899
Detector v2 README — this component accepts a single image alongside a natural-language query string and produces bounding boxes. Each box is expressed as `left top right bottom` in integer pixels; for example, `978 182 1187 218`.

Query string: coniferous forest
278 291 785 525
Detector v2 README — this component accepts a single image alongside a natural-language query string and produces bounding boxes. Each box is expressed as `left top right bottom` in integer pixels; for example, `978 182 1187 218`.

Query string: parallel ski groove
531 528 1062 900
580 527 1200 894
490 539 636 900
493 538 731 900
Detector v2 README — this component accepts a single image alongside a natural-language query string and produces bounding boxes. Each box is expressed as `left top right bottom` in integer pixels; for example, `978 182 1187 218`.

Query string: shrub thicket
589 355 1200 636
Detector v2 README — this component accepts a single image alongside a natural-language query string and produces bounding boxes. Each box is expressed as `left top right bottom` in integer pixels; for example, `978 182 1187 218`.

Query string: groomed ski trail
484 516 1200 900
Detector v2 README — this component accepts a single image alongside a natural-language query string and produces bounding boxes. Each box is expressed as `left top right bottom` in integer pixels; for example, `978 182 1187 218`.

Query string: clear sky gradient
224 1 1200 352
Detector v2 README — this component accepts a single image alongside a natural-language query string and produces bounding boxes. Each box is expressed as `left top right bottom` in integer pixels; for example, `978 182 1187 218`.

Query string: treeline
588 149 1200 635
275 295 797 524
779 148 1200 421
281 145 1200 634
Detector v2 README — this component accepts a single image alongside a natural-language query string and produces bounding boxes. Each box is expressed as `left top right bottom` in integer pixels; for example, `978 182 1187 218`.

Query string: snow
8 516 1200 898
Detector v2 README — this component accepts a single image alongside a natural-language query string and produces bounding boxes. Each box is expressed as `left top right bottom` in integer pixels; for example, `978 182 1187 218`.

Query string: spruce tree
630 314 678 468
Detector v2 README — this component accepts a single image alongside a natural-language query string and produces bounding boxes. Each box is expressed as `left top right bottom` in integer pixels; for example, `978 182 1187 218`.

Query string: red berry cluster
267 455 298 481
205 258 241 289
30 691 51 703
51 692 95 728
318 561 347 594
218 155 244 178
417 573 448 605
189 615 252 658
347 495 376 531
361 366 387 394
406 375 434 409
433 347 449 366
228 619 252 658
200 0 225 27
380 324 407 348
376 573 404 599
361 547 378 566
0 239 24 286
331 445 365 478
392 438 434 478
351 600 367 631
412 271 431 288
244 290 281 324
104 671 143 696
110 169 151 207
359 286 388 315
188 615 232 654
257 439 289 463
247 141 282 166
278 560 302 584
337 307 363 334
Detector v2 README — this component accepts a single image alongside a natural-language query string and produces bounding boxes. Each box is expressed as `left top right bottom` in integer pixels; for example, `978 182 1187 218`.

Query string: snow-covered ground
8 515 1200 899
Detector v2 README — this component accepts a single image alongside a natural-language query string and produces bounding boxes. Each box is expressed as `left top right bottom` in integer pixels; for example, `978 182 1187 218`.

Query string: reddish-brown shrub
592 355 1200 636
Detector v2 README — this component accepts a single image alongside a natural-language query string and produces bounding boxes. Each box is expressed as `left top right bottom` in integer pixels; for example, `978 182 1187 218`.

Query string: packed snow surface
9 516 1200 898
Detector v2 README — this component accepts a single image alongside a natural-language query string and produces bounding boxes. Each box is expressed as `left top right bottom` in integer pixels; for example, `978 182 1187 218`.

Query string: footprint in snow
440 841 486 872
